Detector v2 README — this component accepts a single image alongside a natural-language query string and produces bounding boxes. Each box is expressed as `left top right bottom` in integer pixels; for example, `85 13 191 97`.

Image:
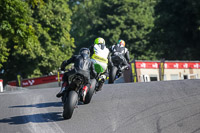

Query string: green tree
100 0 156 60
0 0 75 83
31 0 75 76
70 0 156 60
0 0 42 82
0 35 9 68
151 0 200 60
70 0 102 53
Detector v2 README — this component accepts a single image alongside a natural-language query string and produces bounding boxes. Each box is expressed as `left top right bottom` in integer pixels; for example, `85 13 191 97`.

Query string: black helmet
79 48 90 56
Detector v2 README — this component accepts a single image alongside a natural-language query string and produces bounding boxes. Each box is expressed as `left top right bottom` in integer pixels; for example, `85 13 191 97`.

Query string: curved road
1 79 200 133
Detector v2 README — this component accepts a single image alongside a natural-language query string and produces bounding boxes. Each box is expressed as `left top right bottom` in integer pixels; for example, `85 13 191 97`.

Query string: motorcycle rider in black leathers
110 39 130 70
56 48 97 101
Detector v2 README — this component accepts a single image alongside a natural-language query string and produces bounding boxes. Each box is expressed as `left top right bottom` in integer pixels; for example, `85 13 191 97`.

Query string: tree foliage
1 0 200 83
150 0 200 60
0 0 41 82
31 0 75 76
70 0 102 52
99 0 156 60
70 0 155 60
0 0 74 83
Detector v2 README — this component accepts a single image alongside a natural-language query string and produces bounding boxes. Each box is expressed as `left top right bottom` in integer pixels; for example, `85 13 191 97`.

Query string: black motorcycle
61 73 96 119
108 53 128 84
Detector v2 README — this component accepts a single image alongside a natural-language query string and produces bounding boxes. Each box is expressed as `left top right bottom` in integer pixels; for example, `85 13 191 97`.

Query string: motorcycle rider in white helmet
89 37 112 91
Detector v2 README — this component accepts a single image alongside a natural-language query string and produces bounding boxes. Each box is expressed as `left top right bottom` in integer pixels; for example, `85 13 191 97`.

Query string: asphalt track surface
0 79 200 133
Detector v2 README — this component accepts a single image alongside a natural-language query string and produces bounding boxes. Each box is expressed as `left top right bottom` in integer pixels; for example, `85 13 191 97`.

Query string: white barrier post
0 79 3 92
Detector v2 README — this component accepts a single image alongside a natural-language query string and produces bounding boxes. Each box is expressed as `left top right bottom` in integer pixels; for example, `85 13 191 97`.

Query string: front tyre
108 66 118 84
63 91 78 119
84 79 96 104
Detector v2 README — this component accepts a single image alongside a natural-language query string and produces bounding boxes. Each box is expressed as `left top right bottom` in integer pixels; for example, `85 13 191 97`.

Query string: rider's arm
108 52 113 67
109 46 113 53
61 55 76 71
125 48 130 63
90 61 97 78
89 44 95 57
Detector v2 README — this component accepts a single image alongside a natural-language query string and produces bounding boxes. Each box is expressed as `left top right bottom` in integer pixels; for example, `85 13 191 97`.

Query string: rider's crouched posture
110 39 130 70
56 48 97 101
89 37 112 91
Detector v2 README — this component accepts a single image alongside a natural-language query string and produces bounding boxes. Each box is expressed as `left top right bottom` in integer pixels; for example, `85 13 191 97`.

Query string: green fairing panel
94 64 104 73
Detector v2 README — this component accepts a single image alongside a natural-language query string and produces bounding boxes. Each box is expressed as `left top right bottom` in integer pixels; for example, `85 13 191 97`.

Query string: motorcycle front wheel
63 90 78 119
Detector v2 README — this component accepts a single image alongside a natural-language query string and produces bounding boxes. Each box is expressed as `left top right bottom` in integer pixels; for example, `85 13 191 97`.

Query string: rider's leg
96 70 108 92
101 69 109 81
56 72 68 98
56 70 75 98
121 59 129 70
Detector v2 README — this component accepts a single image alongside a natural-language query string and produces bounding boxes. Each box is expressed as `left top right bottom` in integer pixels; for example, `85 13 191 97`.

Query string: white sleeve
125 47 128 53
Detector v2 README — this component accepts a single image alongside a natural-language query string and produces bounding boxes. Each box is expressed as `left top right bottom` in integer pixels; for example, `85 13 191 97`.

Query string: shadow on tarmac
9 102 62 108
0 112 64 125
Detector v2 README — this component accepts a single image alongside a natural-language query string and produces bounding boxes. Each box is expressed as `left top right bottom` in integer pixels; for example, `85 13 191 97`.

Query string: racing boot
116 70 122 79
56 82 67 98
121 65 129 71
96 74 106 92
125 65 129 70
101 74 107 81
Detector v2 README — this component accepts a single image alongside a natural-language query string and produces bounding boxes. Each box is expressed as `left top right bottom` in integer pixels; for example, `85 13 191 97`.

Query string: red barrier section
8 74 63 87
136 61 200 69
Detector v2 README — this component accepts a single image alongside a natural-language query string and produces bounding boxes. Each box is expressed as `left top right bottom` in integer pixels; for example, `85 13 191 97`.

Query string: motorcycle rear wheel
108 66 118 84
84 78 96 104
63 90 78 119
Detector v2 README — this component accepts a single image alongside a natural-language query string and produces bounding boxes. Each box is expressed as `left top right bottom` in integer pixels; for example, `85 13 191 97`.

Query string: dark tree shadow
6 101 86 124
9 101 85 109
9 102 63 108
0 112 64 125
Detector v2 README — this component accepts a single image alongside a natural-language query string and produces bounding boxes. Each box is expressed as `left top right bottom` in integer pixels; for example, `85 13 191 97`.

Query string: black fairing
69 74 85 92
111 54 124 66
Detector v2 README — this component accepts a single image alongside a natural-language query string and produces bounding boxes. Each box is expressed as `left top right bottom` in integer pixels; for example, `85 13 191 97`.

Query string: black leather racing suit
110 44 130 67
61 53 97 85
